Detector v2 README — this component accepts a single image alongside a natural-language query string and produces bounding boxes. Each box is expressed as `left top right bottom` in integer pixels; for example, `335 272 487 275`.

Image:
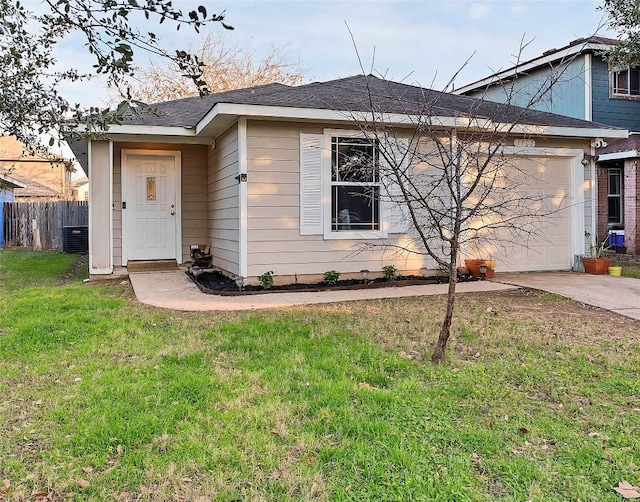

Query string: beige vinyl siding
245 121 427 278
207 124 240 275
113 142 208 265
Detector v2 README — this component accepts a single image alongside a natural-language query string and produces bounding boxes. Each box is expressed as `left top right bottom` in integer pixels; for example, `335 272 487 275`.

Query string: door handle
171 211 176 215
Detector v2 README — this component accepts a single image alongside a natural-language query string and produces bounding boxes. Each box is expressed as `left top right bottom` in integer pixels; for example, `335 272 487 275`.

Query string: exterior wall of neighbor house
0 136 73 199
591 57 640 131
466 57 588 119
207 124 240 275
112 142 208 265
244 120 432 281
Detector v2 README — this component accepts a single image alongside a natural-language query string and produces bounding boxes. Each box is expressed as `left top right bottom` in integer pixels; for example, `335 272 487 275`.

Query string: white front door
122 152 180 262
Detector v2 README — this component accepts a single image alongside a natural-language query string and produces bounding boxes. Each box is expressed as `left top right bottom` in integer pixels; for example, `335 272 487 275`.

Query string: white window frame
322 129 388 240
611 66 640 98
607 167 623 224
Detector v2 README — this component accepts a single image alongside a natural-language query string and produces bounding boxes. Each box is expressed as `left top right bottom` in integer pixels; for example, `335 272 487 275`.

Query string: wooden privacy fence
3 201 88 249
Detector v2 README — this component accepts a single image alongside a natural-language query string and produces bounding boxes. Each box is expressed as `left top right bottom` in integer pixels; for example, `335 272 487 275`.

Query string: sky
41 0 617 109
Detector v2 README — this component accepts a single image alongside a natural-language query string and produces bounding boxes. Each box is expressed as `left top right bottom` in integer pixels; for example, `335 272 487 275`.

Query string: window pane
608 196 621 223
615 70 629 94
632 68 640 95
146 177 157 201
331 185 380 231
332 137 377 182
608 169 621 195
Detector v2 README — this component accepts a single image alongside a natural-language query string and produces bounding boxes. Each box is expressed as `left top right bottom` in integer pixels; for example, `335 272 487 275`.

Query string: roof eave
455 42 613 95
598 149 639 161
196 102 627 140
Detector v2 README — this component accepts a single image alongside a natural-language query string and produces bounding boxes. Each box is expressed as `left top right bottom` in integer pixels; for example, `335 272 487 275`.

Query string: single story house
71 75 625 282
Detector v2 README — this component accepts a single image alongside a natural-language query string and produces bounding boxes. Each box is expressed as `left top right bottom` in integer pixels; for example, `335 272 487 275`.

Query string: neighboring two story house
456 36 640 253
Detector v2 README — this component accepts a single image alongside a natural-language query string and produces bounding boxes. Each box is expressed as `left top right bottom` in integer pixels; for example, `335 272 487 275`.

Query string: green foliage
2 250 640 500
323 270 340 285
600 0 640 69
0 0 232 152
257 270 275 289
382 264 398 282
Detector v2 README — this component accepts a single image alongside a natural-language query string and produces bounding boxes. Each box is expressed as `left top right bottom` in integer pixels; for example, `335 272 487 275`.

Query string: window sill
610 93 640 101
323 230 388 240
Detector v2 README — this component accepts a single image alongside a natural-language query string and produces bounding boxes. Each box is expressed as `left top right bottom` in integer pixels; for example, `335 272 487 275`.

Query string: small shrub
257 270 275 289
383 265 398 282
323 270 340 285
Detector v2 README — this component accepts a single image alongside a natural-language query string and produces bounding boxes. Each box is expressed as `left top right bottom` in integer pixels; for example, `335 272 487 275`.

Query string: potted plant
582 232 611 275
608 259 622 277
464 258 495 278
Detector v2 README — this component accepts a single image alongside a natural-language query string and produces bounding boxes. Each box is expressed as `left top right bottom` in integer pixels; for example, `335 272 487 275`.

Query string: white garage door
477 156 574 273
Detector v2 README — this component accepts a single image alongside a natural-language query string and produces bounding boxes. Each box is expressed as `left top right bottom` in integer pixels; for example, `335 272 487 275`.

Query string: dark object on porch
190 244 212 267
62 225 88 253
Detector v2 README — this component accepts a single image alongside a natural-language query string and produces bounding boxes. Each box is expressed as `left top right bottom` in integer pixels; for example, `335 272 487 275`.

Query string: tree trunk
431 260 458 364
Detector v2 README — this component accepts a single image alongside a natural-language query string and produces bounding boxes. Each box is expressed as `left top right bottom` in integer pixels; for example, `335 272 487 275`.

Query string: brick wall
623 159 639 253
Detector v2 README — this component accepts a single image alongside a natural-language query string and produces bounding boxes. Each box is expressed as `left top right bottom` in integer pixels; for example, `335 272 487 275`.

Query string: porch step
127 260 179 273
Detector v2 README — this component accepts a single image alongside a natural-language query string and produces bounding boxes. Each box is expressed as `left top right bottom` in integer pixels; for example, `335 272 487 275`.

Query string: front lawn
1 249 639 501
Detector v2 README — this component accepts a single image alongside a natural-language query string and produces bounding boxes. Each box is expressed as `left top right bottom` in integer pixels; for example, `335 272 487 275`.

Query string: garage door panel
471 156 574 272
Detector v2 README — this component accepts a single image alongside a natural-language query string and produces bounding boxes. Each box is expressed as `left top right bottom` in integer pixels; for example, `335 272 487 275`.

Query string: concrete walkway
128 270 517 311
497 272 640 321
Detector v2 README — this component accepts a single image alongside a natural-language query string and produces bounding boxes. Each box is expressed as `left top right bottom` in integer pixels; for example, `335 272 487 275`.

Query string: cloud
468 2 492 21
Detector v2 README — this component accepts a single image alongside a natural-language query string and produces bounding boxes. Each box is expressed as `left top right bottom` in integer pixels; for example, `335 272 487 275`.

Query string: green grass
1 248 640 500
621 263 640 278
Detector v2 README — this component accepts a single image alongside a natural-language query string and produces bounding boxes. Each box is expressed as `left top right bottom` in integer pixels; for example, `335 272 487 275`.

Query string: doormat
127 260 179 273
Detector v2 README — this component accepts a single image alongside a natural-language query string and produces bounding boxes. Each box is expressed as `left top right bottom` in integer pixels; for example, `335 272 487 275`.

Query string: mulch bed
186 270 464 296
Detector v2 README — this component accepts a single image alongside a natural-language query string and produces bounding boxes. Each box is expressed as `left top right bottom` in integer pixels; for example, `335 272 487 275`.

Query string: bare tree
344 43 586 363
128 32 304 103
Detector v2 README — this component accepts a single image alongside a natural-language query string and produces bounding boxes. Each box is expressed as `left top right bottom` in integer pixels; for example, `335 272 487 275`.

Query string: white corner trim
238 117 248 277
88 140 114 275
109 142 114 272
584 54 593 121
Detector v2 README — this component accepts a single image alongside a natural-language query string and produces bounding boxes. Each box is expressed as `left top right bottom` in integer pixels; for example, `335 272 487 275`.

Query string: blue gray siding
591 57 640 130
467 57 588 119
0 188 14 248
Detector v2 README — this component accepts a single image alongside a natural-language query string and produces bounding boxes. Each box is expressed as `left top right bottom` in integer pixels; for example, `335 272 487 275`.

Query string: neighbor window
608 168 622 224
612 67 640 96
330 136 380 231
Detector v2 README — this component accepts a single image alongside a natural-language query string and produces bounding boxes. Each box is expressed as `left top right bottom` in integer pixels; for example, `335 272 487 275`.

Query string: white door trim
121 149 182 265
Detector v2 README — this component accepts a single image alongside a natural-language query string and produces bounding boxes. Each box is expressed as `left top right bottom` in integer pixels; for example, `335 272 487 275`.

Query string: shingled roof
121 74 620 132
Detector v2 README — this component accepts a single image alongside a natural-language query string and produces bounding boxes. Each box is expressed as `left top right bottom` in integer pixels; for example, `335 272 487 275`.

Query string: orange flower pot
582 257 611 275
464 259 495 278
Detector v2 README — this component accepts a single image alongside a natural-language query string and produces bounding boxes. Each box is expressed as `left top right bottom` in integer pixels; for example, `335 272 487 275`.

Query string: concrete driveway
497 272 640 320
